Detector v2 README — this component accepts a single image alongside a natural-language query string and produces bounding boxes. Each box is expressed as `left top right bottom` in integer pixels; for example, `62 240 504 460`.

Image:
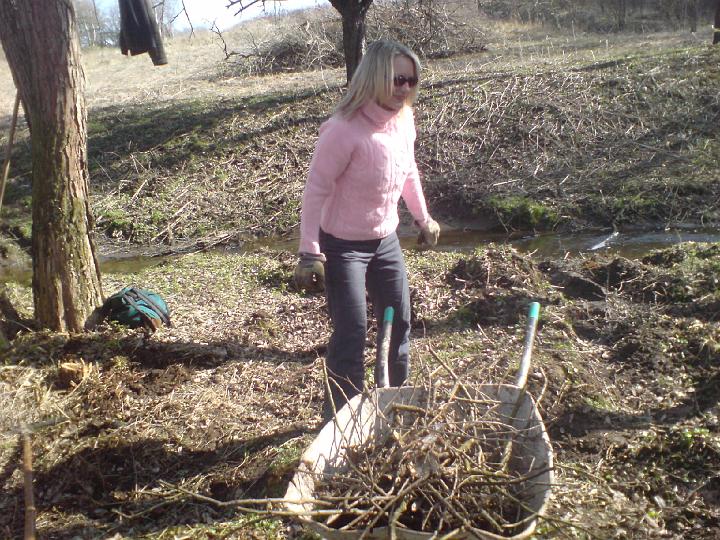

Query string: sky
97 0 330 31
172 0 331 31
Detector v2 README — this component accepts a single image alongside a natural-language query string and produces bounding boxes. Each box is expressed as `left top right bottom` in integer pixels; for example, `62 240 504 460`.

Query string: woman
295 39 440 421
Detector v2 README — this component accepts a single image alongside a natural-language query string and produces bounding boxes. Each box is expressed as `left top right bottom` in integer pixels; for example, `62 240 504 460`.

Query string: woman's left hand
417 218 440 247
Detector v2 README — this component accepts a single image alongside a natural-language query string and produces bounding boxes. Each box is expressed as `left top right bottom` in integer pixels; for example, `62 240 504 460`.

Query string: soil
0 241 718 539
0 9 719 540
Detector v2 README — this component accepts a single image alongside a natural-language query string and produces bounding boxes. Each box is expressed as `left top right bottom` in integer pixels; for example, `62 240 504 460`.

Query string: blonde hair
335 40 421 118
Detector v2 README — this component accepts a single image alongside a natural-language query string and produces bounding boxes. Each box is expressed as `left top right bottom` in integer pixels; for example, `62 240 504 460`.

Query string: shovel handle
375 306 394 388
515 302 540 389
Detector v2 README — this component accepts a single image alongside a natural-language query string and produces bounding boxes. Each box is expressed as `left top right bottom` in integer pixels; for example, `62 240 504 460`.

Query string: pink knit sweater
298 100 431 255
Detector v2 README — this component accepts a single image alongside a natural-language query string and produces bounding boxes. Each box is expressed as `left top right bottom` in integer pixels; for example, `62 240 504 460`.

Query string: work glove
416 218 440 248
294 253 325 292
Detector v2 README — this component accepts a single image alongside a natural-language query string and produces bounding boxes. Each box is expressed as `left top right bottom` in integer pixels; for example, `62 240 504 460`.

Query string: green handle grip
515 302 540 389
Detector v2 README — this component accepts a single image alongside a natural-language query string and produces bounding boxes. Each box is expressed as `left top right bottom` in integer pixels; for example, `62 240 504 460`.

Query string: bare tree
101 1 122 46
74 0 102 46
73 0 120 47
614 0 627 30
155 0 181 38
687 0 698 31
0 0 104 332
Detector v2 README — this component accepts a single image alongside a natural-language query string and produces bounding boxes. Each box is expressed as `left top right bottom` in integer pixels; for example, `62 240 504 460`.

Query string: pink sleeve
402 161 430 224
401 112 430 224
299 118 354 254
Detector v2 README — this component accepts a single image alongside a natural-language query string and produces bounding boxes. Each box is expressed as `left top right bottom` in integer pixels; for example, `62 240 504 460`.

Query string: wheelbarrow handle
515 302 540 389
375 306 394 388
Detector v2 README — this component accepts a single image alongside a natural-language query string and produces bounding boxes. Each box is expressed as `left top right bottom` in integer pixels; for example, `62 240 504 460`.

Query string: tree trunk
687 0 697 33
616 0 627 31
330 0 373 84
714 0 720 44
341 10 367 84
0 0 103 332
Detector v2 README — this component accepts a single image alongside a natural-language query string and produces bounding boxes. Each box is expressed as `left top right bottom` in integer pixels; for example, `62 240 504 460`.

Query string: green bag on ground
102 286 171 330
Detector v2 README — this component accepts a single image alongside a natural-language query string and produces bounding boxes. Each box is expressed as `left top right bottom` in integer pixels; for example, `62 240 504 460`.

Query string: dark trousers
319 229 411 419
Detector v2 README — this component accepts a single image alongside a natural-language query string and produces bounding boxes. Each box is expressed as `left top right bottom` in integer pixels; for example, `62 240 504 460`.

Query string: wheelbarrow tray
284 385 553 540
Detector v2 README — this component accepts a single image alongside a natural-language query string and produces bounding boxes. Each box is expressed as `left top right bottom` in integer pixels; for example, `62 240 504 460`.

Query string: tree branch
179 0 194 35
211 22 238 59
226 0 267 17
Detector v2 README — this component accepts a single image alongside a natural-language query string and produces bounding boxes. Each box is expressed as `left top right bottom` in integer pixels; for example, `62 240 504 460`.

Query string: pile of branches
221 0 486 77
223 18 344 77
311 383 548 536
368 0 487 59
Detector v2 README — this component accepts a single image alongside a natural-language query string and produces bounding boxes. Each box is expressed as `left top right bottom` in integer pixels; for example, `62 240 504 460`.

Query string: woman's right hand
294 253 325 292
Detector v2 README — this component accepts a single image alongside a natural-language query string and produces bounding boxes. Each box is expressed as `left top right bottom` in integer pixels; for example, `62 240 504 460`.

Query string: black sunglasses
393 75 418 88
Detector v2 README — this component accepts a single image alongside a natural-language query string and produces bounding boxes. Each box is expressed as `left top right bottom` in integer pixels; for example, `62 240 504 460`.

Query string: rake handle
23 432 36 540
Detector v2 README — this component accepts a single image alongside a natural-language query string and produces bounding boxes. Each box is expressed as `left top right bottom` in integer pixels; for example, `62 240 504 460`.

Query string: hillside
1 5 720 539
0 8 718 253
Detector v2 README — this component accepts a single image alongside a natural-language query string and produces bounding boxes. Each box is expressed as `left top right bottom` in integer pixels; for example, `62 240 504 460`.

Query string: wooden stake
0 92 21 218
22 432 36 540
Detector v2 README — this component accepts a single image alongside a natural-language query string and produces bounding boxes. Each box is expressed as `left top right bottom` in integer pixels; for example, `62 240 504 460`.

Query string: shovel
500 301 541 470
516 301 540 388
375 306 394 389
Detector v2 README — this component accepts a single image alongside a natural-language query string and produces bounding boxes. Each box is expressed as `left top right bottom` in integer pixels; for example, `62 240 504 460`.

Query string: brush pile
307 382 552 537
220 1 486 77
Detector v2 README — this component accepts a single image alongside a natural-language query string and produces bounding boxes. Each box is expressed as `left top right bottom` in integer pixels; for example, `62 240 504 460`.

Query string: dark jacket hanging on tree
119 0 168 65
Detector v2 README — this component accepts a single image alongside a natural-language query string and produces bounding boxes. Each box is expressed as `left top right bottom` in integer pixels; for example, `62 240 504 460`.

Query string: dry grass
1 3 720 538
2 5 717 248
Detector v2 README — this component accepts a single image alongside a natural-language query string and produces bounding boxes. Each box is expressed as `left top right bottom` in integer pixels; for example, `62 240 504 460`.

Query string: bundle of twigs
368 0 487 59
311 382 545 537
221 17 344 77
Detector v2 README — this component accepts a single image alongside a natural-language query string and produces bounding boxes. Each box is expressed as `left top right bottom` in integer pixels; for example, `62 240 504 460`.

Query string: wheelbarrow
284 303 553 539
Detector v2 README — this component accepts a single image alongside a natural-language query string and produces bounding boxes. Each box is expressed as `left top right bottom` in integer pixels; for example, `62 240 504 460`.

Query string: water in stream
448 228 720 259
1 226 718 284
436 226 720 260
92 226 720 275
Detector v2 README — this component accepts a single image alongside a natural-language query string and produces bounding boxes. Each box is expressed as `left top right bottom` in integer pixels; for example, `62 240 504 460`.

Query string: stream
433 225 720 259
1 226 719 285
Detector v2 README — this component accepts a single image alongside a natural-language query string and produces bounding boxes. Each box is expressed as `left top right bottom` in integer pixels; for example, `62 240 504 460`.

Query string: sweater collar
361 100 402 127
